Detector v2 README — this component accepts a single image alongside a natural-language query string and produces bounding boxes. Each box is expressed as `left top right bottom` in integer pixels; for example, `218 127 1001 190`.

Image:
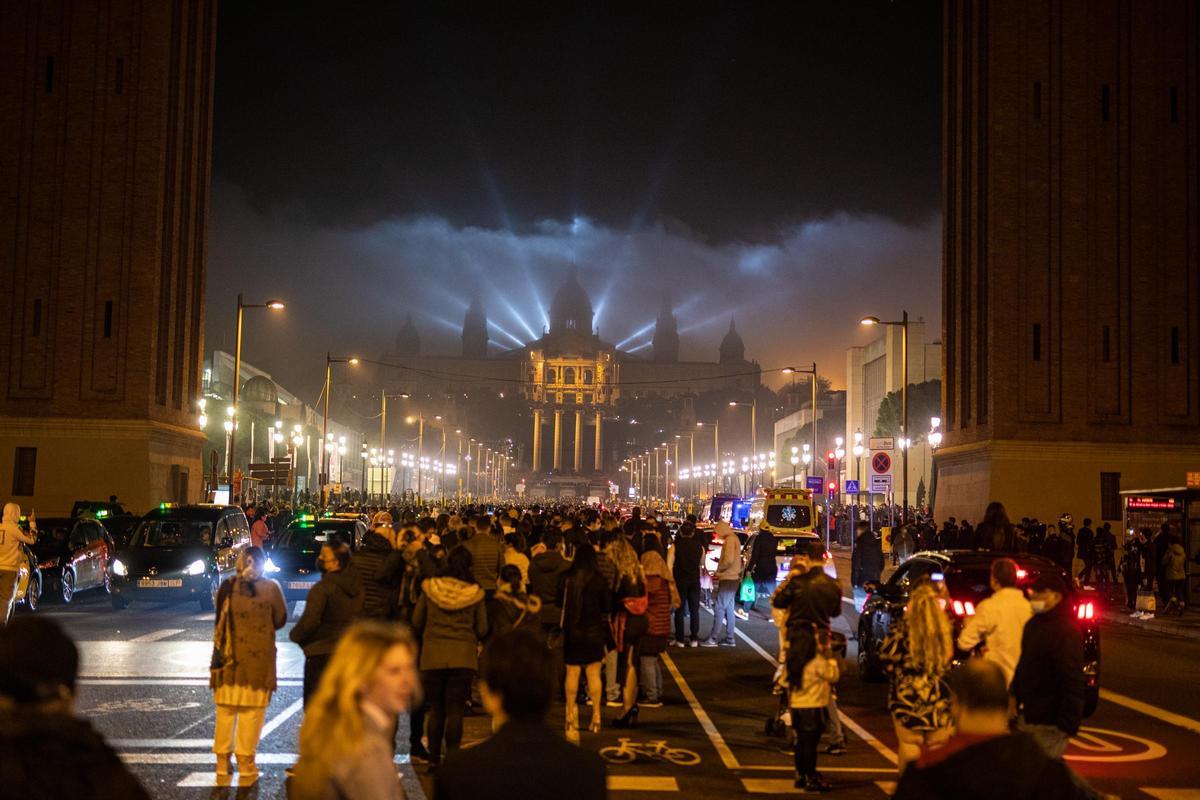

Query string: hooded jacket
412 577 488 671
289 567 364 656
1010 599 1085 734
0 504 36 572
490 588 543 638
712 523 743 583
528 550 571 626
892 731 1084 800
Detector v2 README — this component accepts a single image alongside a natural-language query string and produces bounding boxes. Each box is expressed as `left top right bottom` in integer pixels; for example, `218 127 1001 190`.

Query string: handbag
739 575 757 604
622 593 648 616
210 580 235 671
1135 587 1156 613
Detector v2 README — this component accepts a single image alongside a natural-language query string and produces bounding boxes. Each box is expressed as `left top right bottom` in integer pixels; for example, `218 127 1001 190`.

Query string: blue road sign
806 476 825 493
844 479 860 494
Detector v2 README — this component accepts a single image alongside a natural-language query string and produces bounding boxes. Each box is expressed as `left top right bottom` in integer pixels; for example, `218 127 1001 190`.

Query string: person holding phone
0 504 37 625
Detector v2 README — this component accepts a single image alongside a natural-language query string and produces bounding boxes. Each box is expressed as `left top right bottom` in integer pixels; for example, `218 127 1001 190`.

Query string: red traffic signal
826 451 836 471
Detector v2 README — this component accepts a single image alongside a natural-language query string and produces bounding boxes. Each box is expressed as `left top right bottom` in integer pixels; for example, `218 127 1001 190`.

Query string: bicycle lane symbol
1065 726 1167 763
600 738 702 766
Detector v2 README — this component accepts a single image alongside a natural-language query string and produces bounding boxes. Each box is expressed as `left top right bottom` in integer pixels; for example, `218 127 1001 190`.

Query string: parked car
110 504 250 610
855 550 1100 716
14 544 42 613
30 517 115 603
267 516 366 601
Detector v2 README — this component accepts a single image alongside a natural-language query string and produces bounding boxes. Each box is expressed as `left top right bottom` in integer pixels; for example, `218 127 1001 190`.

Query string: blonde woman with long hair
288 621 419 799
878 581 954 771
607 535 647 728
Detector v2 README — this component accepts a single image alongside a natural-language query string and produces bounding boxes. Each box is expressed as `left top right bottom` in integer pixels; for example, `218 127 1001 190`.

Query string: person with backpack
491 564 542 637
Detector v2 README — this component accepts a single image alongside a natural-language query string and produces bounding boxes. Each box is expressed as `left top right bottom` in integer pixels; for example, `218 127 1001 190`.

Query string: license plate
287 581 314 590
138 578 183 588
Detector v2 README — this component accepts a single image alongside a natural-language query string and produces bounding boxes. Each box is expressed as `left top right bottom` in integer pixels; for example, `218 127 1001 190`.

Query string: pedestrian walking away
0 503 36 625
289 541 363 704
703 521 743 647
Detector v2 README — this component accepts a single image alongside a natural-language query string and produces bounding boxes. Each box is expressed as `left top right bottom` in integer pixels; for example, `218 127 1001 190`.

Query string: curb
1099 610 1200 640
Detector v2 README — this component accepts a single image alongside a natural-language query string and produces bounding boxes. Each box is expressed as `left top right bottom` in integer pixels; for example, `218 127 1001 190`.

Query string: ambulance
755 487 836 580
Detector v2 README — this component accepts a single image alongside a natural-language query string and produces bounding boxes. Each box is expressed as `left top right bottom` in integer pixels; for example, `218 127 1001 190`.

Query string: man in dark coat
1076 520 1096 586
435 629 606 800
741 522 779 618
671 522 705 646
772 540 842 686
1010 575 1086 761
850 522 883 610
350 525 405 620
894 660 1091 800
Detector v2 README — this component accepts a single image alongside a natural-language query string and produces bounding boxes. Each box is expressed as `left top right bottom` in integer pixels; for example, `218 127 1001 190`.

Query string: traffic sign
870 474 894 493
805 476 825 493
869 437 894 451
844 479 860 494
871 451 893 475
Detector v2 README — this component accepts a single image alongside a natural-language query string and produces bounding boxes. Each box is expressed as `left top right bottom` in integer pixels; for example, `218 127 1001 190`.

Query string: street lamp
321 353 359 505
228 294 285 491
782 363 819 486
697 420 719 470
729 399 758 489
789 446 800 486
861 310 909 523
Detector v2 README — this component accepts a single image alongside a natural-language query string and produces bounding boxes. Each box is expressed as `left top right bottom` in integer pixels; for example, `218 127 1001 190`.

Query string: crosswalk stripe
607 776 679 791
121 752 413 765
112 738 212 748
259 698 304 740
128 629 186 643
79 678 303 686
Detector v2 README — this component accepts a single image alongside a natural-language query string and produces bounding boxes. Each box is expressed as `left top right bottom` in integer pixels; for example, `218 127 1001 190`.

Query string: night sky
206 1 942 396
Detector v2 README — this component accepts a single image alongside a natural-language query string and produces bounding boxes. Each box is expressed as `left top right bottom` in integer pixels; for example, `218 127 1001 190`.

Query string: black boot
612 705 640 729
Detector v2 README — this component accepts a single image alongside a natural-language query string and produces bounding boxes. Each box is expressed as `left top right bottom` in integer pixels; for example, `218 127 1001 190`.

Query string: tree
873 379 942 439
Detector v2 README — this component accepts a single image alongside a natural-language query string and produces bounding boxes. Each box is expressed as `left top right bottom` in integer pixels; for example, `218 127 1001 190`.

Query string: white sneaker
735 609 750 621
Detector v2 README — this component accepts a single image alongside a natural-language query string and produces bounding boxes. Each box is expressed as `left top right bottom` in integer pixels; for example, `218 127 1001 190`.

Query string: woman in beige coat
210 546 287 783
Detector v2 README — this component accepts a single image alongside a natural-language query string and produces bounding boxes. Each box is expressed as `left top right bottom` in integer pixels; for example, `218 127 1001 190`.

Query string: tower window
1102 325 1111 362
103 300 113 338
565 319 576 330
1101 84 1110 121
1032 323 1042 361
45 56 54 93
1171 327 1180 364
12 448 37 496
32 299 42 337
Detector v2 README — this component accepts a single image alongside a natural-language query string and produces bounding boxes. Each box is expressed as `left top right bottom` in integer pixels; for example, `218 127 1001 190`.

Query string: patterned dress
878 617 952 731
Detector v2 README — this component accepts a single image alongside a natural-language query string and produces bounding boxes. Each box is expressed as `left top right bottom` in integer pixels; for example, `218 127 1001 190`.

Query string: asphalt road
26 573 1200 799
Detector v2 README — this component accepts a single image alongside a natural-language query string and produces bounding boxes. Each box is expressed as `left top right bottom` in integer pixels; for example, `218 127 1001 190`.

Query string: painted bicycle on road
600 738 701 766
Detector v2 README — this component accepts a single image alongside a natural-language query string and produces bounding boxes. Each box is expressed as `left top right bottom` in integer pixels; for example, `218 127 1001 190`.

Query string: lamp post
728 399 758 489
861 311 909 523
790 446 800 486
228 294 284 491
852 428 865 507
696 420 719 474
407 413 426 500
834 436 846 504
802 443 811 482
321 353 359 505
781 363 819 488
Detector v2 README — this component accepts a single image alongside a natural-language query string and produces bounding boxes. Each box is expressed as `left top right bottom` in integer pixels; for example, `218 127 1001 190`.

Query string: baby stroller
764 629 846 742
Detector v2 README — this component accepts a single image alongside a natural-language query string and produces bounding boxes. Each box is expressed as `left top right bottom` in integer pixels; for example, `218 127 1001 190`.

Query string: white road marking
112 738 212 748
128 629 186 643
1141 791 1200 800
608 776 680 791
1099 689 1200 736
718 610 900 767
660 652 740 770
191 613 214 622
259 698 305 740
78 678 303 686
1063 726 1167 763
121 752 412 765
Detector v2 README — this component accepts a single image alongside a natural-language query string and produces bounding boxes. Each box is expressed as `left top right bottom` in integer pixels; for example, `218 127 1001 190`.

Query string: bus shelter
1120 487 1200 606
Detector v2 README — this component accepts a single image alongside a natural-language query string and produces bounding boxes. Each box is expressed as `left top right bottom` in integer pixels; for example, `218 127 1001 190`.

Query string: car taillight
1016 568 1027 579
951 599 976 616
1076 601 1095 621
823 551 831 561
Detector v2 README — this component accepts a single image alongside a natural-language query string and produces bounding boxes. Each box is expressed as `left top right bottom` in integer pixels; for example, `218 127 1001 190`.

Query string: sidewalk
826 545 1200 641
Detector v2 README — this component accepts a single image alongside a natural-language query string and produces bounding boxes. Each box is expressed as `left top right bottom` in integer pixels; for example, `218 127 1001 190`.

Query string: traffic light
827 451 836 472
827 480 837 500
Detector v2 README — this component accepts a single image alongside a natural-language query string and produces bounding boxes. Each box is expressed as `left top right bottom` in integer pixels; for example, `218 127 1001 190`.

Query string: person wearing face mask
289 622 420 799
1010 574 1086 760
290 542 364 705
956 558 1032 686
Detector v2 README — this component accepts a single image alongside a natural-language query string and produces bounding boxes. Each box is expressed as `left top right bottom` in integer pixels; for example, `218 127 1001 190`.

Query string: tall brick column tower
0 0 216 512
936 0 1199 526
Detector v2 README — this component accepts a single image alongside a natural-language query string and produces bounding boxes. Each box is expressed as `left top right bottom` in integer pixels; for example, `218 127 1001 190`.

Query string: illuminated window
583 369 593 384
564 367 576 385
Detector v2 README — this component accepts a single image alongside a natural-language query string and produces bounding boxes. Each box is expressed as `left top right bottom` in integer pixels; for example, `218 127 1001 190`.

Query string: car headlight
185 559 207 576
264 558 281 574
112 559 128 577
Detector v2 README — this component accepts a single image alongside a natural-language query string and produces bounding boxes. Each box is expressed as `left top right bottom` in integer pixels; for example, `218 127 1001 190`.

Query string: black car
30 517 115 603
267 517 365 601
856 550 1100 717
110 504 250 610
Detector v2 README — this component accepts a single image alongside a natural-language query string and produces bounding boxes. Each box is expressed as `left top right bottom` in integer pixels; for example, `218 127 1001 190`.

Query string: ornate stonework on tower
652 300 679 363
719 319 746 364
